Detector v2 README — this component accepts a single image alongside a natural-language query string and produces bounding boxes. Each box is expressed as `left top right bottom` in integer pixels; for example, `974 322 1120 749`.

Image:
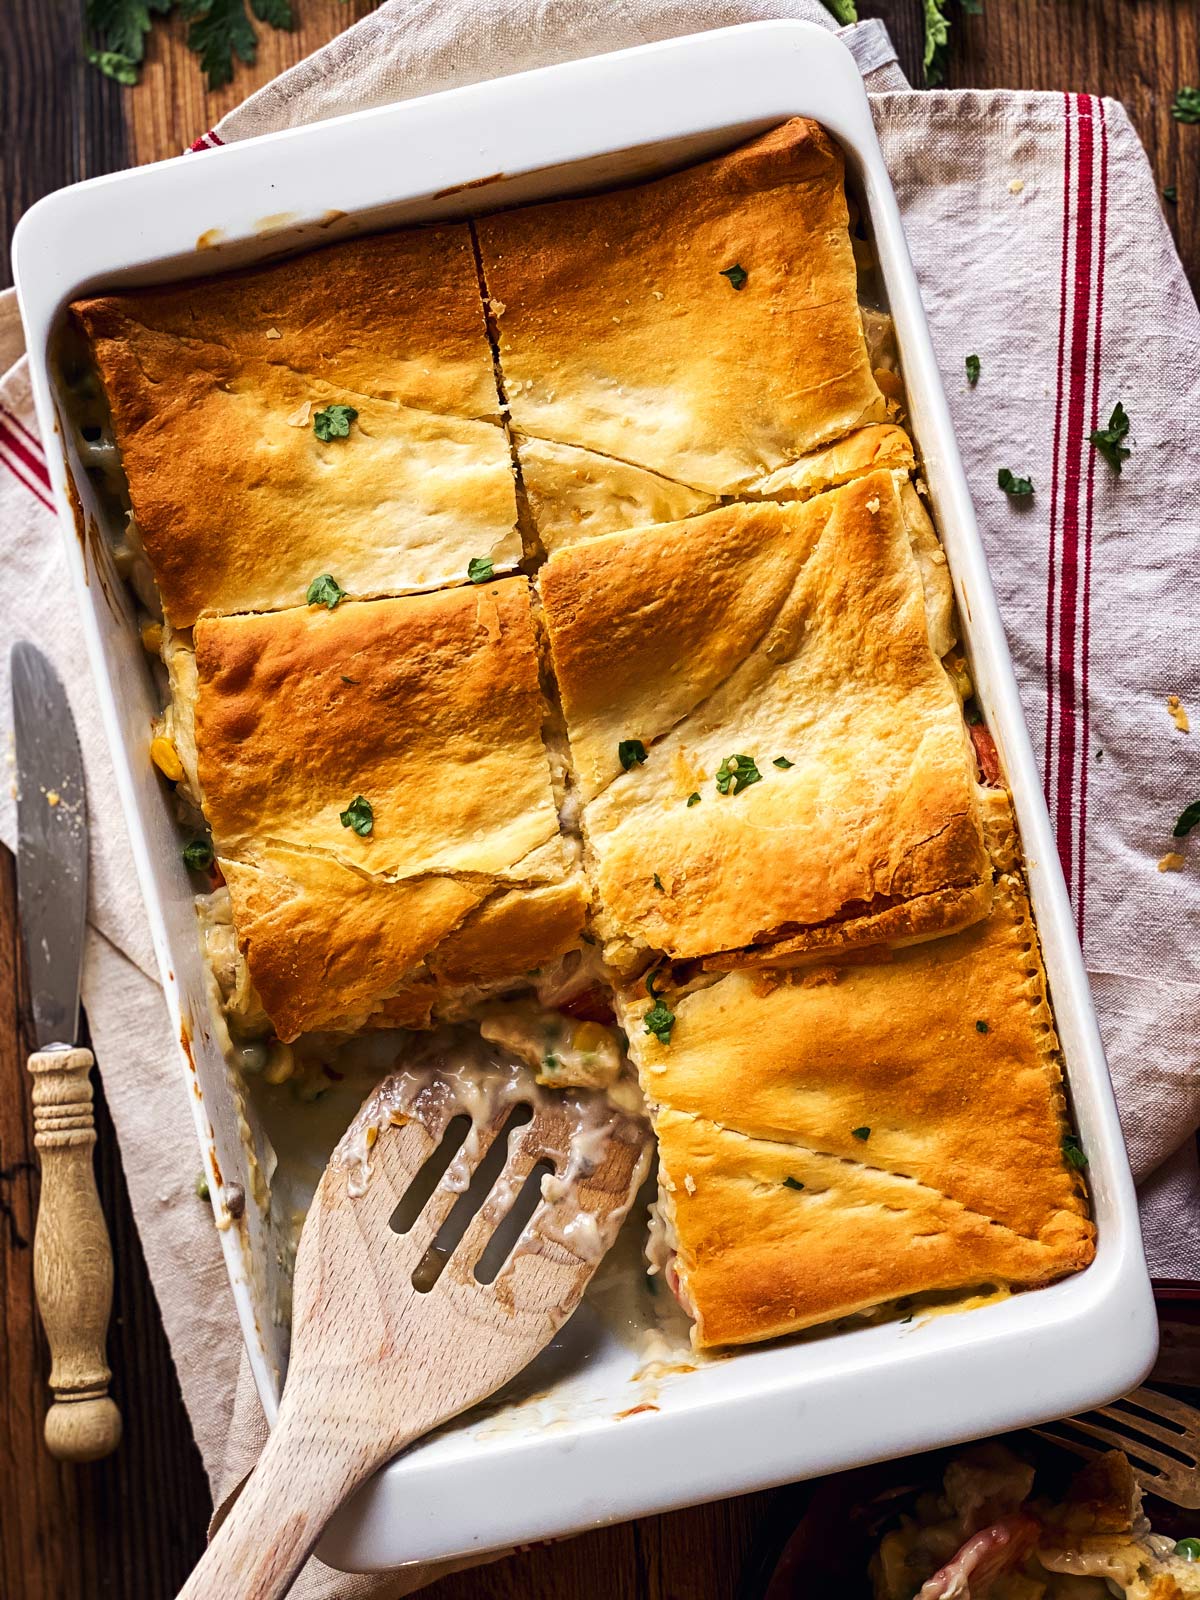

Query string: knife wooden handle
27 1047 122 1462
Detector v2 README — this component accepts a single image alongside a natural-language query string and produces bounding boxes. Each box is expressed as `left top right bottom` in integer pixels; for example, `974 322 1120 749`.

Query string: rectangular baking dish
13 20 1157 1574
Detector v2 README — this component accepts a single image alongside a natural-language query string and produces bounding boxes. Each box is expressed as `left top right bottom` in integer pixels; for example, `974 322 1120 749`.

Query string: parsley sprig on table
818 0 982 84
84 0 295 91
1172 87 1200 124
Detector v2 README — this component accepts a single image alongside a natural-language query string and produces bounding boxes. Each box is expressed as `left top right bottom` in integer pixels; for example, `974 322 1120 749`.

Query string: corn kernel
263 1043 295 1085
150 736 185 782
140 620 164 655
573 1021 612 1054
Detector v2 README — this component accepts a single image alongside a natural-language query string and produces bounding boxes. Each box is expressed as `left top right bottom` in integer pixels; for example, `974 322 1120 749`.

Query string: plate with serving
13 19 1155 1573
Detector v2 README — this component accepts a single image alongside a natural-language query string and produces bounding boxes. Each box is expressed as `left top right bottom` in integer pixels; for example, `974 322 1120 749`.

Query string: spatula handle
27 1046 122 1462
176 1404 393 1600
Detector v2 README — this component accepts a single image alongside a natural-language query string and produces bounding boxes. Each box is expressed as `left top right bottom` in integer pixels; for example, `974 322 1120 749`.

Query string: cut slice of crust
72 227 517 624
624 860 1094 1348
194 581 586 1039
539 472 987 970
476 118 886 496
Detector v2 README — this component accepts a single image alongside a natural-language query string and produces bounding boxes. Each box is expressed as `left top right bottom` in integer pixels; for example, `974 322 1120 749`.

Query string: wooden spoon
177 1065 651 1600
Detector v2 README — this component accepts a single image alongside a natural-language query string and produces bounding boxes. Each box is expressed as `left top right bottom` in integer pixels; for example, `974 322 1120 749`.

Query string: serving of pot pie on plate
69 115 1095 1354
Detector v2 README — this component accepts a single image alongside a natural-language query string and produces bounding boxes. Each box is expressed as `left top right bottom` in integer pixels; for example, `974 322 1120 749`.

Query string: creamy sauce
331 1036 650 1286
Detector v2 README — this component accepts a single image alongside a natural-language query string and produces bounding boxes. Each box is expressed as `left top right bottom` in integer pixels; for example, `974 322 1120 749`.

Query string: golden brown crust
71 228 517 625
540 474 989 967
631 870 1094 1347
748 423 914 501
517 435 716 553
195 583 585 1038
195 581 563 881
477 119 886 495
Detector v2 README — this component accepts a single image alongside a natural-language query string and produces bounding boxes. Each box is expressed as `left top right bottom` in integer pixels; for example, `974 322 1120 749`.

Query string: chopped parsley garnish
643 970 675 1045
1171 87 1200 124
652 873 665 892
719 264 748 291
195 1173 210 1201
542 1053 560 1074
1088 402 1131 474
715 754 762 796
963 698 983 726
467 556 494 584
182 839 214 872
686 792 701 808
306 573 345 609
619 739 648 771
340 675 359 686
313 403 357 441
851 1126 871 1142
998 468 1034 498
1164 186 1179 205
965 354 980 386
1174 801 1200 838
644 999 675 1045
975 1019 989 1034
782 1176 805 1192
1062 1132 1088 1170
773 756 794 770
339 794 374 836
1175 1539 1200 1561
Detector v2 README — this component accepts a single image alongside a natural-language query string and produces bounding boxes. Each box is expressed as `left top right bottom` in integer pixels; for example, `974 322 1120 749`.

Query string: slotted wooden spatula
177 1067 651 1600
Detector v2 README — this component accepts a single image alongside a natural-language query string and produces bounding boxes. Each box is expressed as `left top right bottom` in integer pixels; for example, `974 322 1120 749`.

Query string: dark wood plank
0 0 127 288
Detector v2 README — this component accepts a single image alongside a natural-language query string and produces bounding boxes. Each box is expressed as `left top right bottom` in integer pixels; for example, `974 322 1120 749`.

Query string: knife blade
12 642 88 1050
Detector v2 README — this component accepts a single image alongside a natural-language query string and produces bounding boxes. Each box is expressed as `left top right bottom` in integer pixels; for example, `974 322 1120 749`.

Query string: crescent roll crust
539 471 987 970
194 581 585 1039
625 865 1095 1347
476 118 886 498
71 227 518 625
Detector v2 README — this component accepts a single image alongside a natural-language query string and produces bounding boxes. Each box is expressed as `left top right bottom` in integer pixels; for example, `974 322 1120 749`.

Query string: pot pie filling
68 117 1095 1352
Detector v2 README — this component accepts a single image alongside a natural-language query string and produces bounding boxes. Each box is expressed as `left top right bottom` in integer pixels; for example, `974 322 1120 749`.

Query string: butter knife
12 642 121 1462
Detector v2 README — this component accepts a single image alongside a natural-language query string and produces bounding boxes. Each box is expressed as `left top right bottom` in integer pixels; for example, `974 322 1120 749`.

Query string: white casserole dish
14 20 1157 1574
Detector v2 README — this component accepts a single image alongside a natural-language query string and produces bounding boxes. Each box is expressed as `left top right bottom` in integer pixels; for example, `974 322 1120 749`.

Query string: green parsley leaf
84 43 141 84
306 573 345 609
644 998 676 1045
340 675 359 686
686 792 701 808
1062 1132 1088 1170
782 1176 806 1191
1171 87 1200 124
251 0 293 26
1164 186 1179 205
652 873 665 892
312 403 358 441
467 556 494 584
998 467 1034 498
719 264 748 291
85 0 173 64
1173 800 1200 838
975 1019 989 1034
195 1172 210 1201
820 0 858 22
851 1126 871 1141
965 353 980 386
772 756 794 770
1175 1539 1200 1561
542 1053 560 1074
619 739 648 771
646 970 663 999
1088 401 1131 474
339 794 374 836
180 0 258 91
963 699 983 726
715 754 762 796
182 838 214 872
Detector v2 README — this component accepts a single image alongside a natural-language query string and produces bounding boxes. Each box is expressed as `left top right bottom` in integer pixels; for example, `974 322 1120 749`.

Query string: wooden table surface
1 4 1197 1596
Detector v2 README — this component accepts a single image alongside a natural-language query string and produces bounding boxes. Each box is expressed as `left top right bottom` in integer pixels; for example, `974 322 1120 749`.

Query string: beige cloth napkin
3 2 1199 1594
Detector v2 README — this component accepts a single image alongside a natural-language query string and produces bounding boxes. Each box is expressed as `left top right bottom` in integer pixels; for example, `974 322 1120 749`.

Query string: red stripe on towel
1043 94 1073 801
